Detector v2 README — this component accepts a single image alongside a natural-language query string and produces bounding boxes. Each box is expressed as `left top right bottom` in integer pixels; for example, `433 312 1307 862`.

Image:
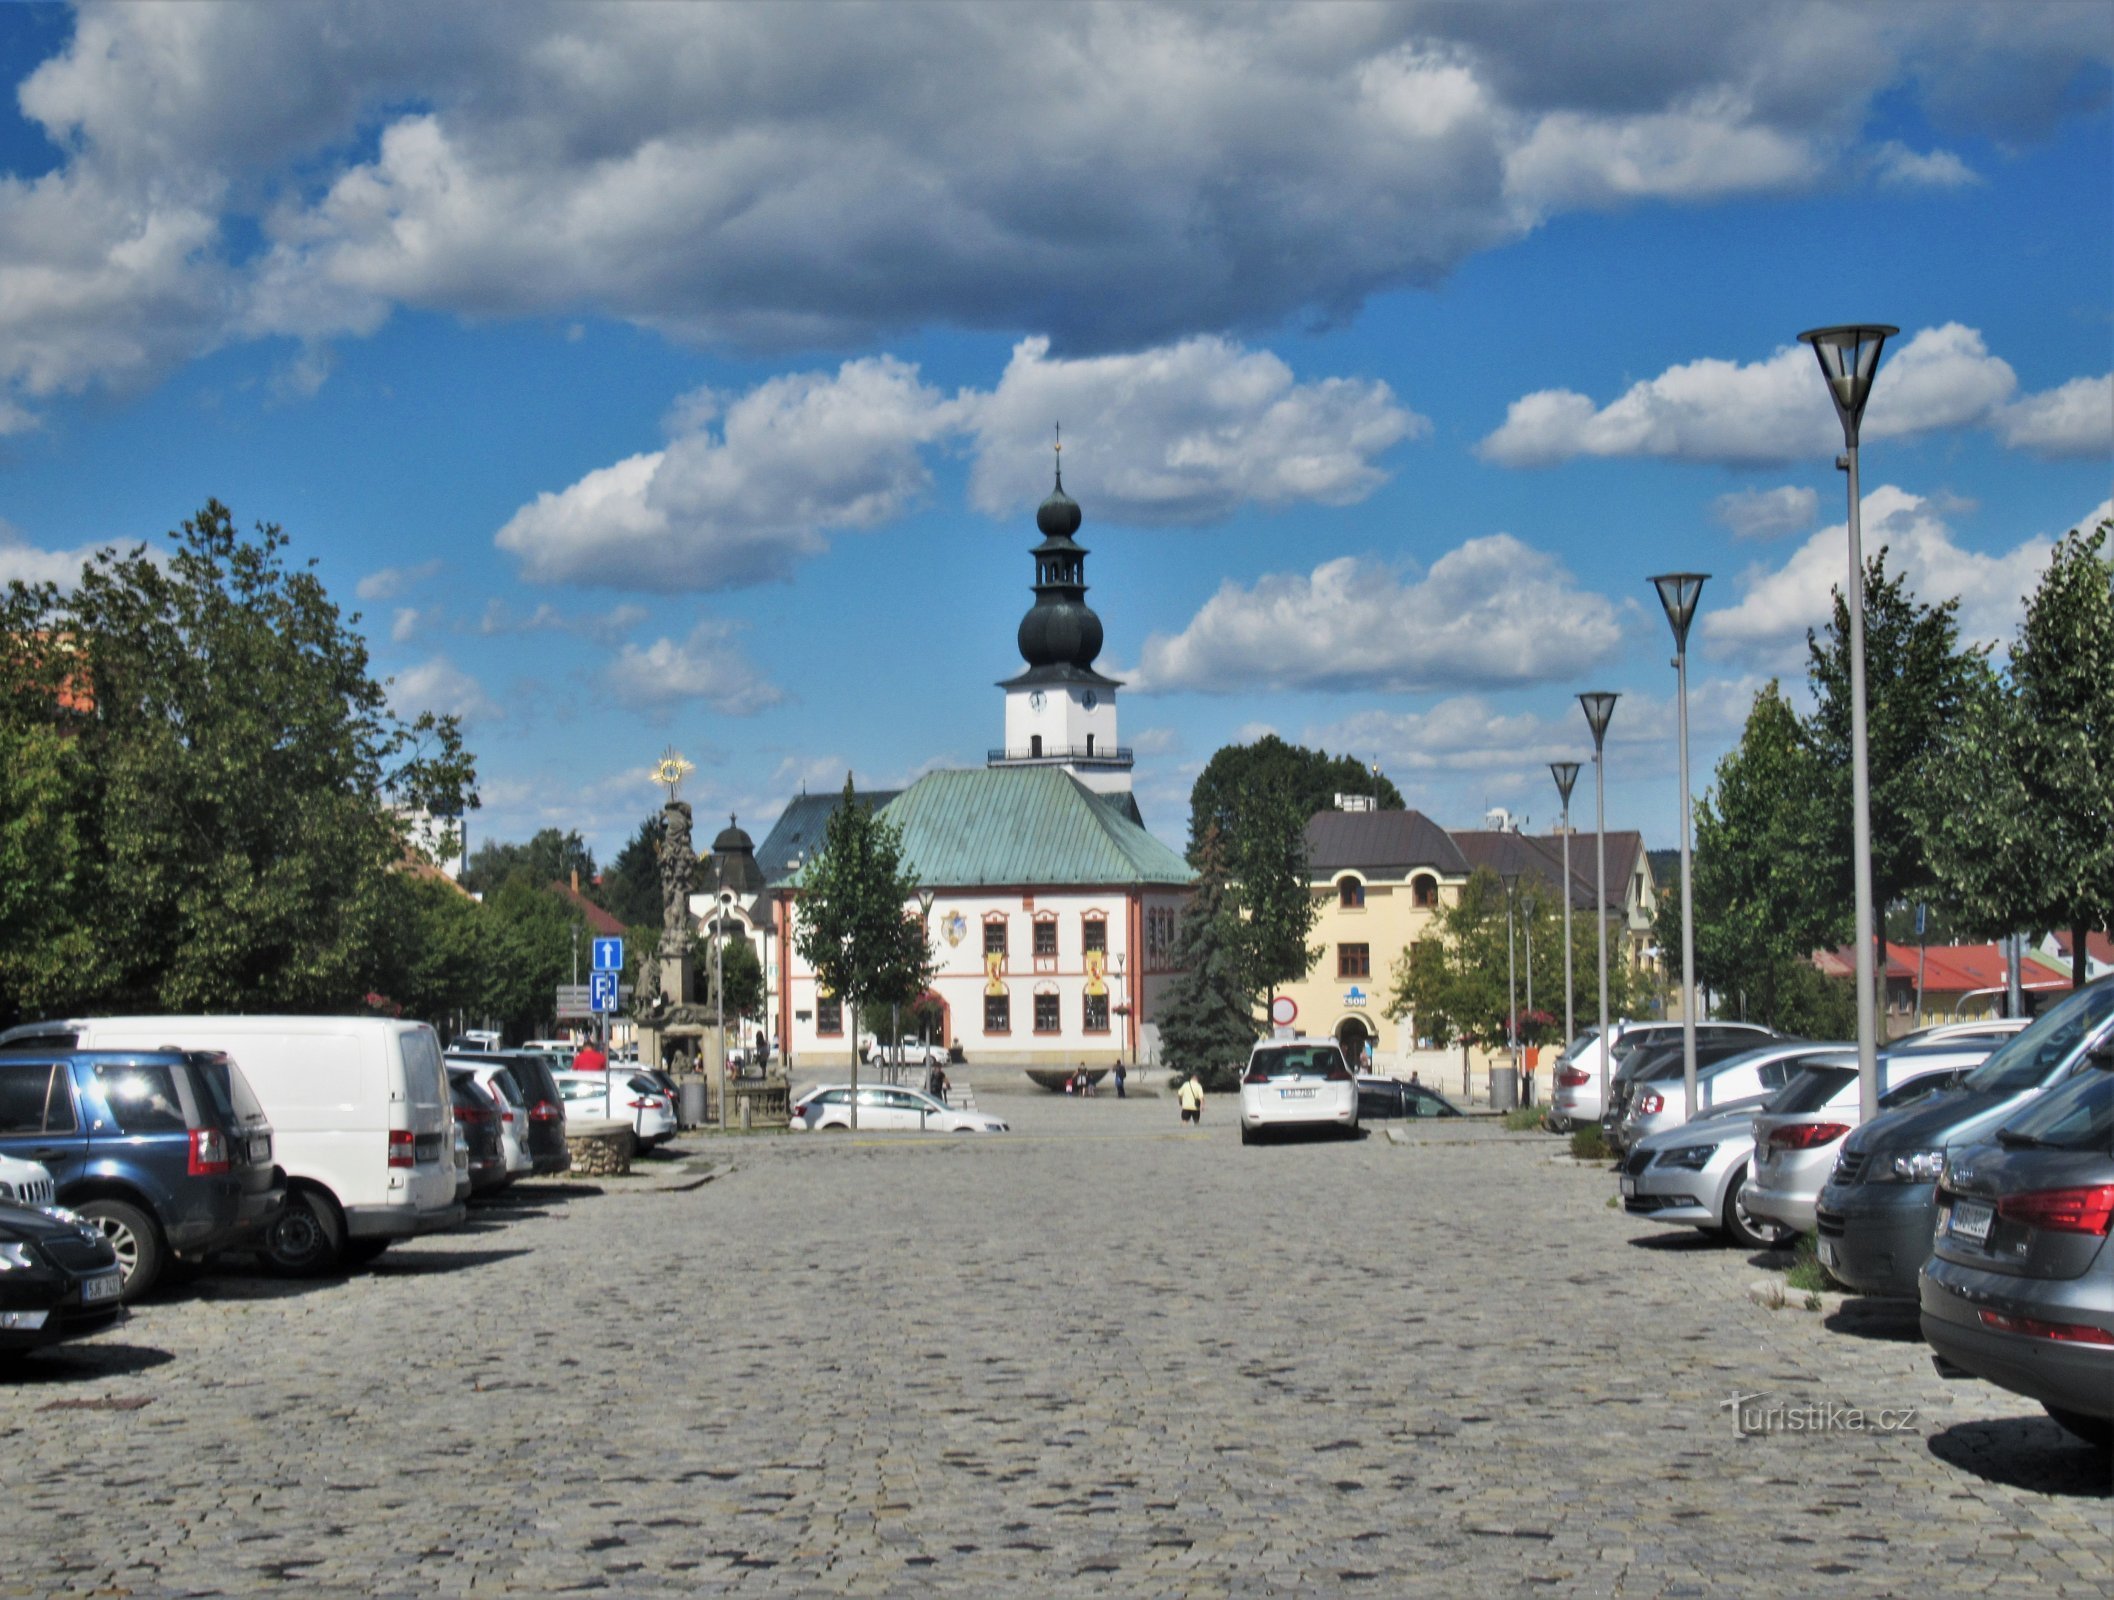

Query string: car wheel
1722 1178 1796 1251
2044 1406 2114 1451
77 1199 165 1303
260 1189 345 1277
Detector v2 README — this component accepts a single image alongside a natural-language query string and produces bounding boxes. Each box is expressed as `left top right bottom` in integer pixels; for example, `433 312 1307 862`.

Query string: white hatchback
1239 1040 1359 1143
791 1085 1007 1133
553 1070 678 1146
454 1060 535 1179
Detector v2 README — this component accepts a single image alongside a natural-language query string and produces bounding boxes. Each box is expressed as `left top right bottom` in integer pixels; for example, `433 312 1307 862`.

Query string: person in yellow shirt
1177 1073 1205 1125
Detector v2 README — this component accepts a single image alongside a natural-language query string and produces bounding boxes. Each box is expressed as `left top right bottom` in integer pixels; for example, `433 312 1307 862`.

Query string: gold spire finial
651 746 694 800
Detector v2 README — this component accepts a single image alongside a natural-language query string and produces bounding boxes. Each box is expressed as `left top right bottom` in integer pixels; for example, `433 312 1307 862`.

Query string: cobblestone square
4 1088 2108 1598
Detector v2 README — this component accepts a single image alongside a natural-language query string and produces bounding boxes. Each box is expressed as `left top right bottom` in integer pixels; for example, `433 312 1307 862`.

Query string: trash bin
679 1077 708 1129
1489 1065 1519 1111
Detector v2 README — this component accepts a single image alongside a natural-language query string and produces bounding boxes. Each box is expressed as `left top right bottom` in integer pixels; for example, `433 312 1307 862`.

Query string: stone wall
565 1119 635 1177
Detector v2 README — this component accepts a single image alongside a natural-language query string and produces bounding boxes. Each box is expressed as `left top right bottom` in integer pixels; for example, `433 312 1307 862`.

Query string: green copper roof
875 767 1192 888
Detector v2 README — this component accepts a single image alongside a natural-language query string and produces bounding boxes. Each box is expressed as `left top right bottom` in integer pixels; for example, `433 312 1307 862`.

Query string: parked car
1619 1090 1795 1249
451 1122 472 1202
1889 1017 2032 1052
1551 1021 1777 1131
1815 977 2114 1298
452 1030 502 1054
0 1199 124 1354
1602 1033 1802 1153
456 1061 535 1182
0 1047 283 1301
447 1070 511 1193
553 1070 678 1146
474 1052 570 1175
1920 1056 2114 1450
790 1085 1008 1133
1613 1039 1845 1152
862 1035 946 1070
0 1153 56 1207
2 1016 464 1277
1238 1040 1359 1144
1355 1076 1462 1119
1746 1041 2012 1237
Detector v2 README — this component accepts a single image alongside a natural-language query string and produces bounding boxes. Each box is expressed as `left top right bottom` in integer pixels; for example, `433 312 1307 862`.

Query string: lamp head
1578 691 1619 748
1549 760 1581 807
1650 573 1708 652
1797 324 1897 446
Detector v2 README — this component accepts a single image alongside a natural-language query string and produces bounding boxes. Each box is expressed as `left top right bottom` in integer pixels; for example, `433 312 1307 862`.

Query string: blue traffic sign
591 936 624 972
589 971 619 1013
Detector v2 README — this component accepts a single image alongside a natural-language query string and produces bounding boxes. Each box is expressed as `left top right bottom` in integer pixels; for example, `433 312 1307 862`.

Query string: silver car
1617 1091 1793 1250
1747 1043 2003 1236
1614 1041 1850 1152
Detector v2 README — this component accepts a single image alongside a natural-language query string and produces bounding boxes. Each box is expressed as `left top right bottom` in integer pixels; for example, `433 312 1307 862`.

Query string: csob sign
1342 985 1369 1009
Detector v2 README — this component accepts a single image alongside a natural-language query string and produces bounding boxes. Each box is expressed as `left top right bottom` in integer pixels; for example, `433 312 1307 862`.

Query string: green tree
378 871 492 1033
1225 765 1322 1008
710 933 766 1023
463 827 596 897
793 776 934 1126
1157 826 1260 1090
479 877 587 1040
1927 520 2114 982
599 813 664 927
0 500 475 1018
1187 735 1402 865
0 723 93 1018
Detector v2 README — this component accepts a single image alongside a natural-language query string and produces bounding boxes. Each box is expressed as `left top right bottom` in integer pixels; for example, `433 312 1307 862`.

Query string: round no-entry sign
1270 995 1298 1026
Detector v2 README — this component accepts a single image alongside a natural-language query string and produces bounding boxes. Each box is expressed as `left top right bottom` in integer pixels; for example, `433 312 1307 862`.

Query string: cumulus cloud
496 338 1421 589
1480 323 2030 467
601 620 785 715
3 6 2106 424
1871 140 1982 188
389 656 500 723
355 559 442 601
1992 375 2114 458
1129 535 1626 696
1712 484 1819 540
0 522 155 589
1701 485 2082 670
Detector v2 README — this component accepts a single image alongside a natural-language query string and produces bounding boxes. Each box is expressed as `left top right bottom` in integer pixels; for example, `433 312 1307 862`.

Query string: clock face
1029 691 1046 710
1082 690 1098 709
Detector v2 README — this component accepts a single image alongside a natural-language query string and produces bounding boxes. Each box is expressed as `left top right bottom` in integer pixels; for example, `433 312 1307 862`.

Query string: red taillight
1638 1092 1663 1116
1323 1062 1354 1083
187 1127 229 1176
388 1128 415 1169
529 1101 560 1123
1997 1184 2114 1237
626 1098 656 1110
1978 1309 2114 1346
1559 1068 1589 1088
1768 1122 1851 1151
1244 1068 1270 1084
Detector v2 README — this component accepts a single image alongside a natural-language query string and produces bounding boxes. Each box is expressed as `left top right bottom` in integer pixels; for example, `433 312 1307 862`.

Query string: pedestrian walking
1177 1073 1204 1125
573 1038 607 1074
1113 1061 1127 1099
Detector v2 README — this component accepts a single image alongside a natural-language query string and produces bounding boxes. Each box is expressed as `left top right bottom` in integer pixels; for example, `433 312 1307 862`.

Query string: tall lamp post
1550 762 1581 1053
1651 572 1708 1123
715 888 736 1129
1799 323 1897 1124
1579 692 1619 1126
1502 871 1521 1098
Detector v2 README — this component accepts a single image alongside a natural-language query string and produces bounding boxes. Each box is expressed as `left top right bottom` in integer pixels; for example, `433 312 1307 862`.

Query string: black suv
0 1049 282 1302
0 1198 125 1354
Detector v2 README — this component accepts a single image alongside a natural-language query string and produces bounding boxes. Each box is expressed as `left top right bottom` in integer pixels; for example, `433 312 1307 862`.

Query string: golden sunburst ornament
651 747 694 800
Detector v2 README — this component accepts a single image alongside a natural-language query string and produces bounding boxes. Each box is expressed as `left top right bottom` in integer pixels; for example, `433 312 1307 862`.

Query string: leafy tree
378 871 492 1032
0 724 92 1017
464 827 596 897
1157 826 1260 1090
793 777 935 1126
479 876 586 1041
708 932 766 1023
0 500 475 1019
1927 520 2114 983
599 813 665 927
1187 734 1401 865
1225 764 1322 1007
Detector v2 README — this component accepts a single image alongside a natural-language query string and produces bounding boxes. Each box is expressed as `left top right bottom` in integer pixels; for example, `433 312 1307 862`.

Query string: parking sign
592 936 624 972
589 971 619 1012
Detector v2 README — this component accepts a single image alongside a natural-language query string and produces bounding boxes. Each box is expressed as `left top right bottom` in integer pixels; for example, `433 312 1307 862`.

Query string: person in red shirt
572 1038 607 1073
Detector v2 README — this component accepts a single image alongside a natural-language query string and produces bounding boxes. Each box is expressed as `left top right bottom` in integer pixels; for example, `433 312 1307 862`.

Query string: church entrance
1335 1016 1374 1071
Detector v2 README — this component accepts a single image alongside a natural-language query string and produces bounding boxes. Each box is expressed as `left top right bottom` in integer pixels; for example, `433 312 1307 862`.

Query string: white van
0 1016 462 1274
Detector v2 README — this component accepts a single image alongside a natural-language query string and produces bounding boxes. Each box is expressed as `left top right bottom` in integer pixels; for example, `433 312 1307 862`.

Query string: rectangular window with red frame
1033 920 1058 957
984 993 1010 1032
984 920 1007 958
1338 943 1370 979
1033 993 1060 1033
1083 993 1109 1032
1083 917 1107 953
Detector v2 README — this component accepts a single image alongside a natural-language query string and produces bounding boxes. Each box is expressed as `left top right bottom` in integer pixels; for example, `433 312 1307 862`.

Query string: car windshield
1959 981 2114 1096
1554 1031 1597 1063
1878 1068 1963 1109
1767 1064 1857 1114
483 1070 527 1108
1248 1045 1345 1079
1996 1062 2112 1150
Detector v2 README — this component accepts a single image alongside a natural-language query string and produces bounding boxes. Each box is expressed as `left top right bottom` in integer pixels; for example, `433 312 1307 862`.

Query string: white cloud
1128 727 1183 757
1130 534 1626 696
1992 375 2114 459
1702 484 2071 670
1712 484 1819 540
964 337 1424 525
356 559 442 600
601 620 785 716
0 522 155 589
1480 323 2023 467
4 7 2106 424
1871 140 1981 188
390 656 500 724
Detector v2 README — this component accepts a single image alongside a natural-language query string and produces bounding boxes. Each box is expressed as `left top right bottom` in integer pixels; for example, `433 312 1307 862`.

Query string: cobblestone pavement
3 1089 2109 1599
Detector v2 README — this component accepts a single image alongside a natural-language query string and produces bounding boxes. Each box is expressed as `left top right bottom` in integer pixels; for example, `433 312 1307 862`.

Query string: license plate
1817 1239 1839 1271
1949 1198 1994 1244
1619 1177 1637 1197
80 1272 122 1304
248 1134 271 1164
1280 1087 1315 1100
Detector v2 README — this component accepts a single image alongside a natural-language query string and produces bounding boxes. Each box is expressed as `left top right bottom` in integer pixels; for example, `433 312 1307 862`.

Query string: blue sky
2 2 2108 865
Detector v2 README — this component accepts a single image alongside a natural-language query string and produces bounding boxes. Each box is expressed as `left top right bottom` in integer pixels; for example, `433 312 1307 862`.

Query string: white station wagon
1239 1040 1360 1144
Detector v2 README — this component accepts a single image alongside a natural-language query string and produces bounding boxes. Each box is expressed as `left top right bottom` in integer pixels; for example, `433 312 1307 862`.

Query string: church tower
990 446 1133 801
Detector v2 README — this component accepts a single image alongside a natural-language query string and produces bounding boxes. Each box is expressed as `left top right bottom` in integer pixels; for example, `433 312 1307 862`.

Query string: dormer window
1411 874 1438 910
1338 876 1365 910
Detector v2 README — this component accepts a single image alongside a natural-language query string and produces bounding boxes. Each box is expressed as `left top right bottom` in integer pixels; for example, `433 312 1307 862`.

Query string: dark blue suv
0 1049 283 1302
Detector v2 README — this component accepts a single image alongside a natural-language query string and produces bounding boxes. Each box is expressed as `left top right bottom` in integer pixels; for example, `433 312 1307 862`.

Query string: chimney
571 868 580 895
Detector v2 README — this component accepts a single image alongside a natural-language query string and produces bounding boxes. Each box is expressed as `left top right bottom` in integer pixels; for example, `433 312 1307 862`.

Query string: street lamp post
1502 871 1521 1099
1579 693 1619 1128
1799 323 1897 1124
1651 572 1708 1124
716 888 736 1130
1550 762 1580 1055
1522 885 1535 1104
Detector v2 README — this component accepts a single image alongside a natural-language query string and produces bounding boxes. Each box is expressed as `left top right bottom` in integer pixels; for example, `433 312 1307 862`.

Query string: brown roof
549 880 627 937
1305 810 1470 878
1451 830 1593 910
